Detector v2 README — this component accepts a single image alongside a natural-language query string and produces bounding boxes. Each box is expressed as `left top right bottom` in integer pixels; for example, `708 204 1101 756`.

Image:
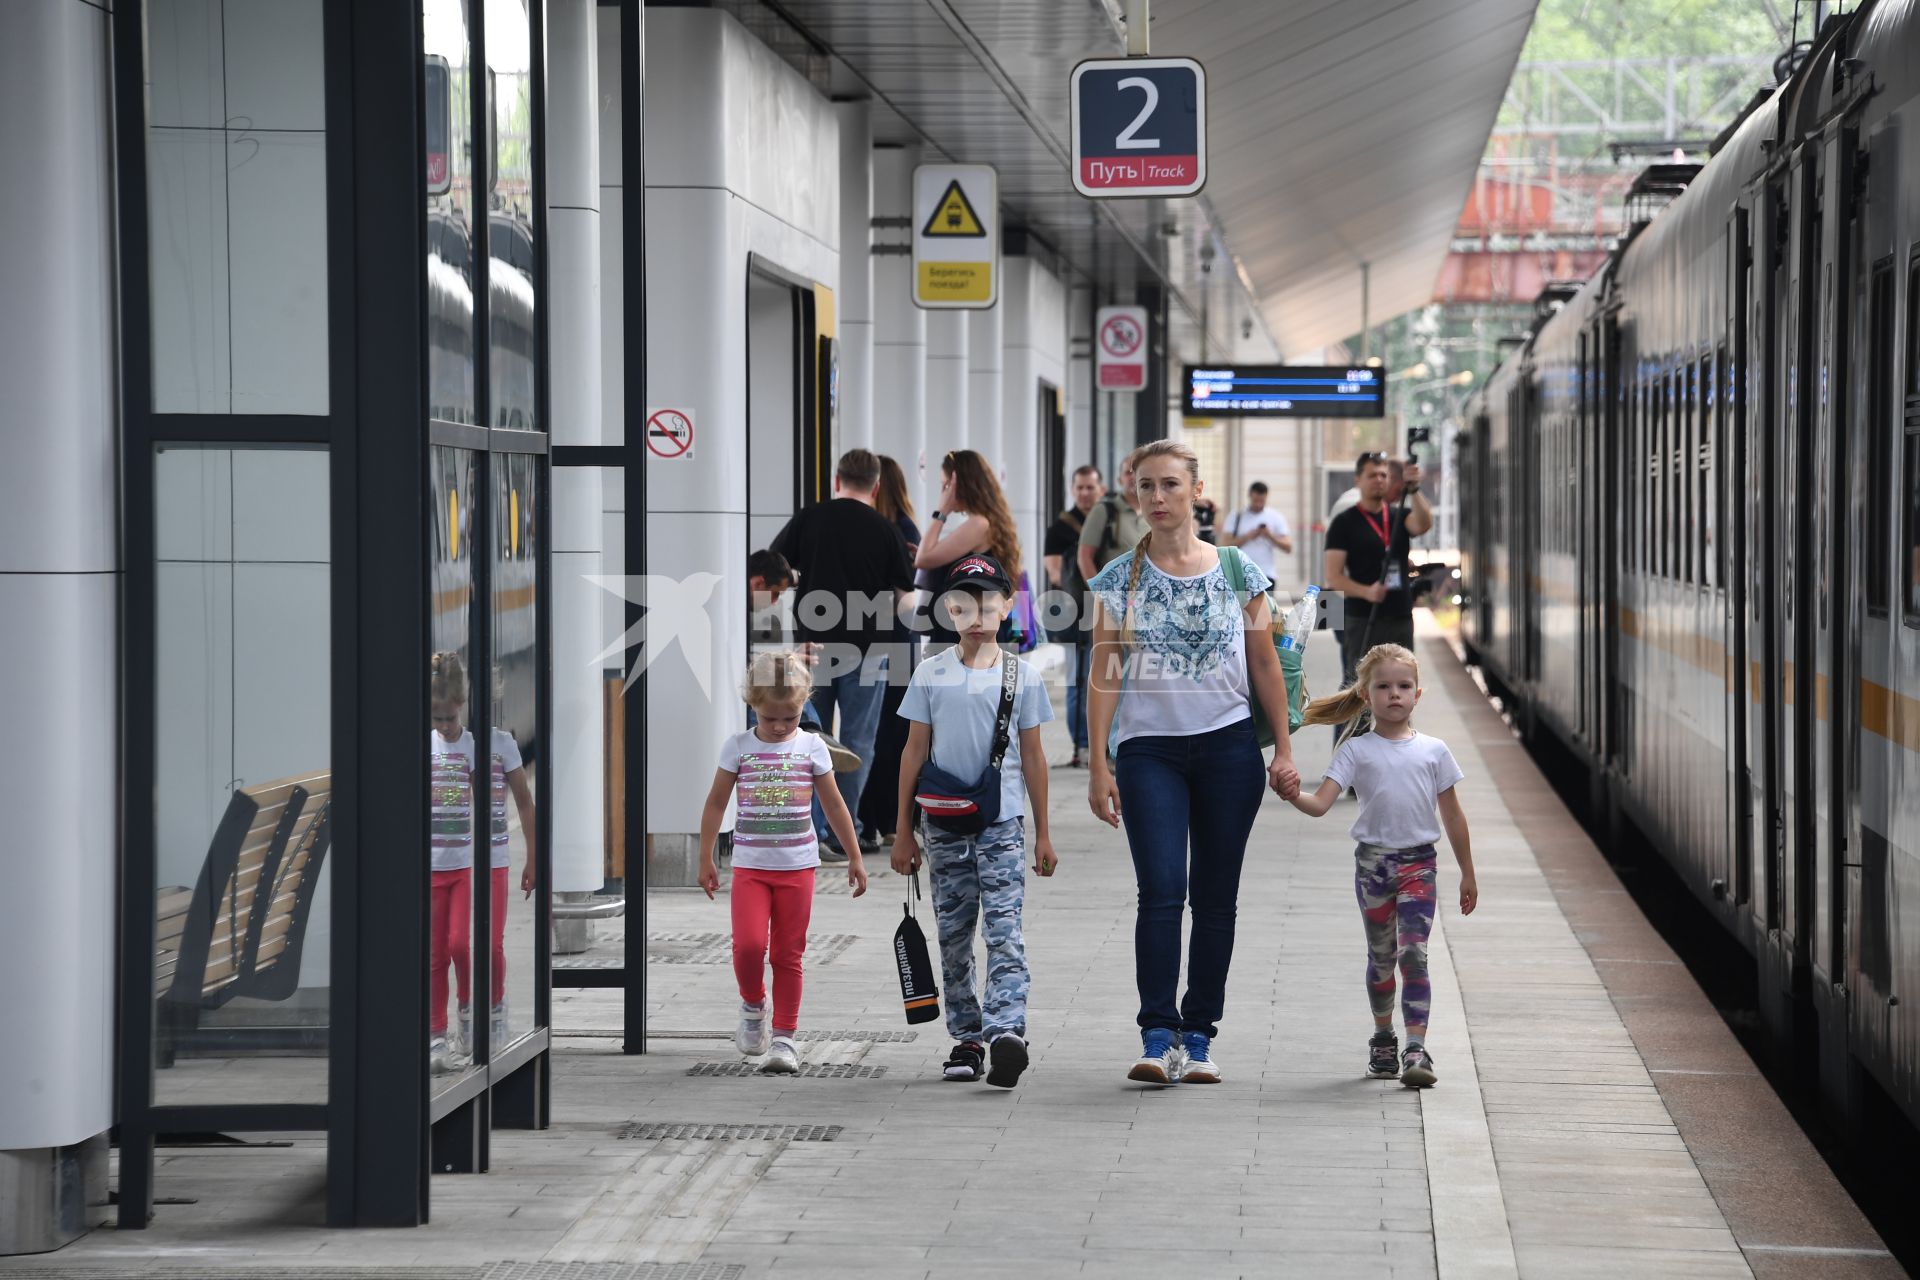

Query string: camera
1407 425 1433 447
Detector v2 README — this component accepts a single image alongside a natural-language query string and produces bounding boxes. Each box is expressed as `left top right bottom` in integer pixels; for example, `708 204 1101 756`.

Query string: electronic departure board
1183 365 1386 418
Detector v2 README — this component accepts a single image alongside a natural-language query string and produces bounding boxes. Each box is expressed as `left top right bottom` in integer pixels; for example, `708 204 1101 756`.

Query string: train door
1577 332 1592 747
1600 318 1623 773
1807 120 1867 1116
1473 413 1494 647
1752 167 1800 1048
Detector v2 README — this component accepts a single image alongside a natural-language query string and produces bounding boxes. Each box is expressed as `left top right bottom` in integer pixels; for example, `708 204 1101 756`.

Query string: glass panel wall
153 444 330 1106
430 446 478 1087
146 0 329 415
489 0 538 432
494 454 540 1047
426 0 477 425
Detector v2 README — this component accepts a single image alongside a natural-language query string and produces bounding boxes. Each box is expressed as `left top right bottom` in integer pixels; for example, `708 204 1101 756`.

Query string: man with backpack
1044 466 1105 767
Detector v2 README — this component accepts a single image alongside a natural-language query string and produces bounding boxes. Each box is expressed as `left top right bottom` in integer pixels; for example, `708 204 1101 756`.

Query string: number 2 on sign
1115 77 1160 149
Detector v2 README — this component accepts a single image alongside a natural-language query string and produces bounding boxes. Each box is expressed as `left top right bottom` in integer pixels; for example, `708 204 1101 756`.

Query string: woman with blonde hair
1086 439 1301 1086
915 449 1023 650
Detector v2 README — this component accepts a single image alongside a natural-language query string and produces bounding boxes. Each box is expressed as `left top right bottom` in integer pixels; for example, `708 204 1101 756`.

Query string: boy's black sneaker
943 1041 986 1082
1366 1030 1400 1079
985 1034 1029 1088
1400 1045 1437 1088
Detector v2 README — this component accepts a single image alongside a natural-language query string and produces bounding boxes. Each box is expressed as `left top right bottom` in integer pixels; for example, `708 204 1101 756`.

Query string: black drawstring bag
895 870 940 1025
911 654 1018 835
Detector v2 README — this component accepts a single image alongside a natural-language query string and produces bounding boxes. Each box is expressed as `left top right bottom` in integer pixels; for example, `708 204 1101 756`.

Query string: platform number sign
1071 57 1207 199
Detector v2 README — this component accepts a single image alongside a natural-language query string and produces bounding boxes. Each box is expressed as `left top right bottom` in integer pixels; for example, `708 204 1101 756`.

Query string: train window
1698 355 1711 588
1908 253 1920 400
1661 369 1674 579
1867 261 1895 617
1909 426 1920 624
1713 344 1728 592
1683 360 1696 586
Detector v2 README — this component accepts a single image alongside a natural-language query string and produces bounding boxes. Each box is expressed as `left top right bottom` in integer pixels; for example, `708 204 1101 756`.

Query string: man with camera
1323 449 1433 683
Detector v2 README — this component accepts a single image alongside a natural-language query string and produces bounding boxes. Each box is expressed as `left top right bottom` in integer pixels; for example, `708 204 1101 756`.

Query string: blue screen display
1184 365 1385 418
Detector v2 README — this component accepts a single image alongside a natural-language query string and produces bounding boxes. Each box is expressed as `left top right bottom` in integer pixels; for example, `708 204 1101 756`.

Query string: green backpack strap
1219 545 1283 748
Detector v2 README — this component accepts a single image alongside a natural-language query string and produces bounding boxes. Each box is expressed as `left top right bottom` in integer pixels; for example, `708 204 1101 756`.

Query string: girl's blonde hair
1299 643 1419 727
1118 439 1204 647
431 650 469 706
741 650 814 711
941 449 1022 570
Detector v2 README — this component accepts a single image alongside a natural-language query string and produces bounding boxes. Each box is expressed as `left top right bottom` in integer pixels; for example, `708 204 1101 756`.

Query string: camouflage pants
923 816 1029 1042
1354 842 1438 1028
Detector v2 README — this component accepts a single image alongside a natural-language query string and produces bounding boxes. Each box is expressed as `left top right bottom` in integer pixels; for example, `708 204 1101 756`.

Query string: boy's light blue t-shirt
899 648 1054 820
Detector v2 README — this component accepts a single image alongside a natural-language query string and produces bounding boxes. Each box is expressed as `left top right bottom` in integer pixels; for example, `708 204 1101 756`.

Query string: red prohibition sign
646 408 694 459
1100 314 1143 359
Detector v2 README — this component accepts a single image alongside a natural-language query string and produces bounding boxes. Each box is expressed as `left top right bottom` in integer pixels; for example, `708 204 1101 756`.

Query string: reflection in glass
489 0 538 432
429 447 477 1087
153 446 331 1105
494 454 540 1047
426 0 476 424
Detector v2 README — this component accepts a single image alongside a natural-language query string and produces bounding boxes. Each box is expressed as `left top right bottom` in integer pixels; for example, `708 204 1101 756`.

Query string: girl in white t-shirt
1289 643 1479 1088
428 652 537 1074
698 652 869 1074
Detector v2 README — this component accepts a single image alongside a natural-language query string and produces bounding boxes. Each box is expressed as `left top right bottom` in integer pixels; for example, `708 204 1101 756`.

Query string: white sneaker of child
761 1036 800 1074
736 999 771 1057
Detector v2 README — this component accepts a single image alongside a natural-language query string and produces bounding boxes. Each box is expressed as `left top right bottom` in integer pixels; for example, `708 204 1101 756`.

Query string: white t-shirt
429 727 525 870
898 648 1054 820
1322 730 1465 848
718 728 834 871
1226 506 1291 577
1328 486 1362 522
1089 549 1272 748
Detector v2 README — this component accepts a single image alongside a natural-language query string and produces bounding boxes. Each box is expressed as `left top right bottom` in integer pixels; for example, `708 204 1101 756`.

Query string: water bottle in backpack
1278 584 1320 654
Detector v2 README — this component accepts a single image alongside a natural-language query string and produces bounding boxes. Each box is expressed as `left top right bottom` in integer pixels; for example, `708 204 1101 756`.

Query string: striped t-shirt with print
717 728 833 871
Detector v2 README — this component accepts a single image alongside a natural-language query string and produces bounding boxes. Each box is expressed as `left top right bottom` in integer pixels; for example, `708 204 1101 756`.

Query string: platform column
925 313 970 511
968 306 1004 476
869 145 925 499
0 0 116 1253
835 99 874 453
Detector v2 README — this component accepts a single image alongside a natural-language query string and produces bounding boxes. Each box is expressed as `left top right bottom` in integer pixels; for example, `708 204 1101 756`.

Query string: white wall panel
232 448 328 563
153 561 234 889
643 511 746 833
148 127 231 413
222 0 325 131
154 448 233 562
0 0 116 574
228 130 329 414
146 0 224 129
599 185 625 443
0 572 116 1150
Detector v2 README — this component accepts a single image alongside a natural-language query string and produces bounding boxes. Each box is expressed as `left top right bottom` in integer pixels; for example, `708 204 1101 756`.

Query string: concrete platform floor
5 619 1900 1279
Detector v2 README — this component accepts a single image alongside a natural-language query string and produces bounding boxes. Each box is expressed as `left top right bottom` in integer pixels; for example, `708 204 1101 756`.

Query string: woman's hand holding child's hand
1267 754 1301 801
1458 873 1478 916
890 830 921 876
698 858 721 900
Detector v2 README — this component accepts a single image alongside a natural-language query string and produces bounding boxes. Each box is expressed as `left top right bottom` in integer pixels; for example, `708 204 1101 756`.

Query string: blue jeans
1114 717 1266 1039
809 653 889 841
1064 642 1091 750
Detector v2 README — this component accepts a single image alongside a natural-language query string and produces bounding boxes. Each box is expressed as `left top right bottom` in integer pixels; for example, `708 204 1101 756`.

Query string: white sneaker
430 1035 455 1075
1179 1032 1221 1084
761 1036 800 1074
1127 1028 1181 1084
736 1000 771 1057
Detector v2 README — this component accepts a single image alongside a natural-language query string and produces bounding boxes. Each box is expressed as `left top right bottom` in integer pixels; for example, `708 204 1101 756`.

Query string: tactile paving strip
616 1121 844 1141
686 1061 887 1078
815 867 889 895
645 932 857 965
794 1028 918 1042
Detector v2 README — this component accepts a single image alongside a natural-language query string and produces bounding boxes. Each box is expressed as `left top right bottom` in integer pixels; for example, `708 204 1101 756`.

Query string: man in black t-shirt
770 449 916 851
1323 452 1433 683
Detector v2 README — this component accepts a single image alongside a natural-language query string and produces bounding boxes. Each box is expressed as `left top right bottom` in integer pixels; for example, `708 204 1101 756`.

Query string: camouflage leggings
924 817 1029 1042
1354 843 1438 1028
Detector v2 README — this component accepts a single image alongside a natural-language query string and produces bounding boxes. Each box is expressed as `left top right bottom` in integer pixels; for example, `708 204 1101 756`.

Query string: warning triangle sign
922 180 987 238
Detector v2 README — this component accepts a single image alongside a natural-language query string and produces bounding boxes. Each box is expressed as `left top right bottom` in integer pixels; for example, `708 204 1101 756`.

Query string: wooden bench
155 771 332 1060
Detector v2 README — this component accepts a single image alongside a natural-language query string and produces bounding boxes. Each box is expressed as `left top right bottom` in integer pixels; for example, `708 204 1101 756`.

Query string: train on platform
1457 0 1920 1132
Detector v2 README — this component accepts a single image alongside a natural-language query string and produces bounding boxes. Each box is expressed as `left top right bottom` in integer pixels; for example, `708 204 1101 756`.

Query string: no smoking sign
1095 305 1149 390
646 407 694 460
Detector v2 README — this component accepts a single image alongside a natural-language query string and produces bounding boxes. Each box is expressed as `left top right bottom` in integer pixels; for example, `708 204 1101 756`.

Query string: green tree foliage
1521 0 1787 64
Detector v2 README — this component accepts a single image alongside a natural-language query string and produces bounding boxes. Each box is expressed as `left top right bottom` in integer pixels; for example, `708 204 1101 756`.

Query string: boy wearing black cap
892 555 1058 1087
